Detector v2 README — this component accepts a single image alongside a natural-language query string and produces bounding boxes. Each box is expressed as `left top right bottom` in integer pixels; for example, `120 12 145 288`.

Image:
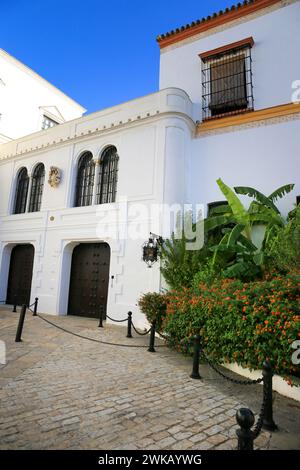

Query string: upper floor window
75 152 95 207
297 196 300 206
14 167 29 214
29 163 45 212
96 146 119 205
41 115 58 130
201 37 254 120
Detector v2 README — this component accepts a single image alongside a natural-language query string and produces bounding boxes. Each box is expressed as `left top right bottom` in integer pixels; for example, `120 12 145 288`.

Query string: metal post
236 408 255 450
15 304 27 342
33 297 38 316
262 359 278 431
148 320 156 352
126 311 132 338
98 306 104 328
13 295 17 313
190 334 201 379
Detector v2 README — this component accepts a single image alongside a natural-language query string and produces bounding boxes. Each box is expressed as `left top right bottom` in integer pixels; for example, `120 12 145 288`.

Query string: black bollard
262 359 278 431
148 320 156 353
126 311 132 338
13 295 17 313
98 306 104 328
33 297 38 316
236 408 255 450
15 304 27 342
190 334 201 379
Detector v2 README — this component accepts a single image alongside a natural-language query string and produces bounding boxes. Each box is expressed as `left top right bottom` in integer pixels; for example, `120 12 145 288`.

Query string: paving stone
0 307 299 450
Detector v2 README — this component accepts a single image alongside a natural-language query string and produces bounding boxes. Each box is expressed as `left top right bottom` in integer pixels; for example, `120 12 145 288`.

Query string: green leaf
226 224 245 247
216 179 251 240
234 186 280 213
253 252 264 266
268 184 295 202
204 215 236 232
209 204 232 216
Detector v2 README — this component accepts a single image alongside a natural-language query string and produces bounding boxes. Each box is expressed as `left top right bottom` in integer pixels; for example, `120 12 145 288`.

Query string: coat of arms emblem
48 166 61 188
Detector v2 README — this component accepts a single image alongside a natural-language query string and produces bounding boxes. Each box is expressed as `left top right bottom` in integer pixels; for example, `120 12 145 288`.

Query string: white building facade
0 0 299 325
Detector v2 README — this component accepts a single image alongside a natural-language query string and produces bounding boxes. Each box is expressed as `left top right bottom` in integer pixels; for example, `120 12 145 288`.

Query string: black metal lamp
142 233 163 268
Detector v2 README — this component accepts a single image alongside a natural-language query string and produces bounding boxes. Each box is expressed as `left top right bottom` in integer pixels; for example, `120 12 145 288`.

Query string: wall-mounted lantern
142 233 163 268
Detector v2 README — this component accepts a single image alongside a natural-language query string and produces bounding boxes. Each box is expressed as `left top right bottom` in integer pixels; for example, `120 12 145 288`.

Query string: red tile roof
156 0 282 49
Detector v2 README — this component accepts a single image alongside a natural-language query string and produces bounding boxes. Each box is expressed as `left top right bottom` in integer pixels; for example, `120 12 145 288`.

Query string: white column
25 175 33 212
92 160 100 205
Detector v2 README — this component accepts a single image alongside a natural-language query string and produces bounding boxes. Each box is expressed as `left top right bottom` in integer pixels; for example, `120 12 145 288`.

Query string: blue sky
1 0 230 114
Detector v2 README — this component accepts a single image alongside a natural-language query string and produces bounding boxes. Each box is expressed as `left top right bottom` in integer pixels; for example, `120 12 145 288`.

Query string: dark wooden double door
6 244 34 306
68 243 110 318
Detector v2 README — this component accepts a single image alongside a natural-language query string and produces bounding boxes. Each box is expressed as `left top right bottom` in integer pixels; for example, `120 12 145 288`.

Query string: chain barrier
131 321 152 336
35 313 166 348
105 313 128 323
201 348 263 385
156 330 169 341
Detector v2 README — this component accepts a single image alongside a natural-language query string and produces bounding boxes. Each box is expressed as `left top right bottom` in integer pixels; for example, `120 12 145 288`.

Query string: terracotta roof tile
156 0 280 47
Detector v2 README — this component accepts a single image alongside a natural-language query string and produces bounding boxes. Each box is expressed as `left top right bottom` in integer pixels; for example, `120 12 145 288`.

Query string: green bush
163 272 300 384
138 292 167 331
265 205 300 272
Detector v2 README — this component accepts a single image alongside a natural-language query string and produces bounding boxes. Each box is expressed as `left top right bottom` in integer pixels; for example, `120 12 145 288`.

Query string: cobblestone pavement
0 307 300 450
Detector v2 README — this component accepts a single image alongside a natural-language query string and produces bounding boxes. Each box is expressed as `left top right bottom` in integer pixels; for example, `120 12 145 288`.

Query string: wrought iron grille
75 152 95 207
14 167 29 214
96 146 119 204
29 163 45 212
202 45 253 120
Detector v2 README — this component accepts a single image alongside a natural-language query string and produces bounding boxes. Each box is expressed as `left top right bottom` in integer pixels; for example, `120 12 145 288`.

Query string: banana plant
206 179 294 279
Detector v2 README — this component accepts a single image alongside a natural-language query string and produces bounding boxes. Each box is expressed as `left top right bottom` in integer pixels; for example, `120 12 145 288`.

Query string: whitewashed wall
0 49 85 141
0 88 193 325
190 118 300 217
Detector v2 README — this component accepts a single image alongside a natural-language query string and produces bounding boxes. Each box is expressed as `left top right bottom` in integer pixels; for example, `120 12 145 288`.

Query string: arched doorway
67 243 110 318
6 244 34 305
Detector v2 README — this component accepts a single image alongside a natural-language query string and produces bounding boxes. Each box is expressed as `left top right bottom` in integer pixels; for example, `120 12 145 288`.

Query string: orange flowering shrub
163 272 300 384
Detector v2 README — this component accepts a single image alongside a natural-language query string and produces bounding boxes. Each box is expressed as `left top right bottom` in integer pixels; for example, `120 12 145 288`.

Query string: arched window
13 167 29 214
75 152 95 207
97 146 119 204
29 163 45 212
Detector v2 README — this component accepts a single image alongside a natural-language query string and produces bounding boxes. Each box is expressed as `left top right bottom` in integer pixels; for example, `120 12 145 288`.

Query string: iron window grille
96 146 119 205
41 115 58 130
29 163 45 212
75 152 95 207
201 44 254 120
14 167 29 214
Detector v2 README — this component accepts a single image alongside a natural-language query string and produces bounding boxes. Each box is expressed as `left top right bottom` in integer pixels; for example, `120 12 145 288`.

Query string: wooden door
6 244 34 306
68 243 110 318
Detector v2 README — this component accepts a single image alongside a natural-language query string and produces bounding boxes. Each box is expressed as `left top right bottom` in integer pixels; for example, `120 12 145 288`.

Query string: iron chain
105 313 128 323
201 348 263 386
36 313 160 348
131 321 152 336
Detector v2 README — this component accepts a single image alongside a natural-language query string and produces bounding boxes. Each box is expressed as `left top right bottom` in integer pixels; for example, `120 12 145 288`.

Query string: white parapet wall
223 362 300 402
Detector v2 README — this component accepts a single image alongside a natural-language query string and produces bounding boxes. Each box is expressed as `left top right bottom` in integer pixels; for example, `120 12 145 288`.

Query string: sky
1 0 230 114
